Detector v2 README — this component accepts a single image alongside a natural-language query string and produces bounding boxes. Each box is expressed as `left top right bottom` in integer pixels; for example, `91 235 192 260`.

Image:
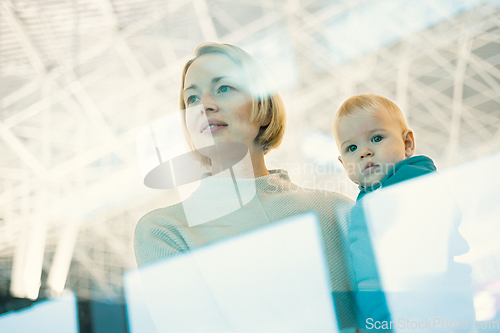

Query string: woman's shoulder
134 203 190 265
261 170 354 225
275 170 354 206
305 186 354 205
264 170 353 197
302 188 354 225
295 187 354 216
136 202 187 230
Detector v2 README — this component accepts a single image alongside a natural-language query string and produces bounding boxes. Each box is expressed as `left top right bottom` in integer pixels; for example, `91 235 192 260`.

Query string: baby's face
336 110 413 187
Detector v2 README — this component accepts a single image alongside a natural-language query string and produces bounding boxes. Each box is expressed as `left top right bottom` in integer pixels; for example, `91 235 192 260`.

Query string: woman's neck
210 144 269 179
248 151 269 178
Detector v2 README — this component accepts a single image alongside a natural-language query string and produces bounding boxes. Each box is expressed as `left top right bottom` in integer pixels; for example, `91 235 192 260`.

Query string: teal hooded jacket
349 155 437 327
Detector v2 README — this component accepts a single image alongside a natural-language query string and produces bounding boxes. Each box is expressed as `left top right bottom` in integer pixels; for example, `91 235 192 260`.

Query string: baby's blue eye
372 135 382 143
348 145 357 152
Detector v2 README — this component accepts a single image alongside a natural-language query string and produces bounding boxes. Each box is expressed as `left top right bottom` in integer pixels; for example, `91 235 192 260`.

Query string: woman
134 42 357 329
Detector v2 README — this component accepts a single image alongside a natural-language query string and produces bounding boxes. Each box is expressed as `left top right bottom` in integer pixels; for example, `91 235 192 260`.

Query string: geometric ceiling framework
1 0 500 304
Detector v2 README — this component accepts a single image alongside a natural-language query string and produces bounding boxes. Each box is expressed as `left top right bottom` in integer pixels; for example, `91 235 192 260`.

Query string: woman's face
183 53 264 154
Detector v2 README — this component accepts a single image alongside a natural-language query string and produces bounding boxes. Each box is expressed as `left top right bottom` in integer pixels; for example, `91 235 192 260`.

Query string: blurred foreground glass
0 292 78 333
362 152 500 332
124 213 339 333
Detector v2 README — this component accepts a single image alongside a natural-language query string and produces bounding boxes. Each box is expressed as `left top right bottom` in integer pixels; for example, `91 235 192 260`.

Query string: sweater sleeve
134 210 189 266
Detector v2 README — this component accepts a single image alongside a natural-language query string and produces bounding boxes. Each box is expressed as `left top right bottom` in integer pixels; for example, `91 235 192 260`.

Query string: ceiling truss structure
0 0 499 301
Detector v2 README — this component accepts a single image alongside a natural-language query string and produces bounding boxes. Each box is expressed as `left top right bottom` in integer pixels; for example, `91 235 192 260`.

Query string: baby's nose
360 148 373 158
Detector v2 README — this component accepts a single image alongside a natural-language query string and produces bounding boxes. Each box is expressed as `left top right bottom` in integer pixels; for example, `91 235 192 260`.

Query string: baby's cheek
375 166 387 175
343 162 357 176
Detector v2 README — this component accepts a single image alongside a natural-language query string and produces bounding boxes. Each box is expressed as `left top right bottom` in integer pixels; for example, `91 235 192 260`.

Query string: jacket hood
357 155 437 201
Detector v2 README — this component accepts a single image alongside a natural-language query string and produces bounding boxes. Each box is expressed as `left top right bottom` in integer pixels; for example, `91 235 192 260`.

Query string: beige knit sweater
134 169 357 328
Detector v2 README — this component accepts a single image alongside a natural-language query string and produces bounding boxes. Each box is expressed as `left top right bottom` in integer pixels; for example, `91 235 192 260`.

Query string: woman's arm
134 209 189 266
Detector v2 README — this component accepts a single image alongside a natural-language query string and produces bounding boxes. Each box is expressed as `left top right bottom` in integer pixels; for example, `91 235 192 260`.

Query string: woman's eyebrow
184 76 236 92
184 84 197 92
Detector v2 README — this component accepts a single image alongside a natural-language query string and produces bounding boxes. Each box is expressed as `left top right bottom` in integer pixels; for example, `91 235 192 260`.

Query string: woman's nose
200 93 219 113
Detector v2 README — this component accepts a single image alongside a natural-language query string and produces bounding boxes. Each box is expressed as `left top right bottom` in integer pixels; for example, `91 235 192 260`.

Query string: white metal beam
447 31 474 164
1 0 47 74
192 0 219 41
0 122 48 180
47 219 83 295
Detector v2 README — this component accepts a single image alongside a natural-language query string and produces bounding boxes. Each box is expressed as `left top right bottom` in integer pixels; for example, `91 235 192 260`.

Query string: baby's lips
362 162 377 173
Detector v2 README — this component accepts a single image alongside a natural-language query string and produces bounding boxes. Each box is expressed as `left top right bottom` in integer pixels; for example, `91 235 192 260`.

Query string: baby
333 94 438 326
333 94 474 331
333 93 431 191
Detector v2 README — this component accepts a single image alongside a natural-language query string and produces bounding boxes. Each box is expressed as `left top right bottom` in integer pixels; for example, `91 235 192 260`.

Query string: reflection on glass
136 106 256 227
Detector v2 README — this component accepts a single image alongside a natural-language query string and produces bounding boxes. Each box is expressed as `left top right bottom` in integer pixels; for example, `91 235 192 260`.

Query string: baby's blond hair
333 93 409 142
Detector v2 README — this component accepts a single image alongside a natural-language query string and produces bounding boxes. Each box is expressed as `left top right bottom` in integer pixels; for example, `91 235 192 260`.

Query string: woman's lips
200 119 228 133
202 124 228 134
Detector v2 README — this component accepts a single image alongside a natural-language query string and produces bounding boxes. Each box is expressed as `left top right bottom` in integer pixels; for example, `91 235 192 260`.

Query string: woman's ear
258 101 272 127
261 114 271 127
403 129 416 158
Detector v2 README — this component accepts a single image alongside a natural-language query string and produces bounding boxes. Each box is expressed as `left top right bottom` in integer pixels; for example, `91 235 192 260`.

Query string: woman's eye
372 135 382 143
187 96 198 105
347 145 357 153
218 85 231 93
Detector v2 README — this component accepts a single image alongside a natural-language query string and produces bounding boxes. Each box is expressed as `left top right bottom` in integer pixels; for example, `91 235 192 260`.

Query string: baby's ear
338 156 343 165
403 130 415 158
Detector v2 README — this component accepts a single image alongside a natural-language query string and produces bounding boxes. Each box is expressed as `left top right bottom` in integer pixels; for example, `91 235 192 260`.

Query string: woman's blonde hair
180 42 286 166
333 93 409 141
